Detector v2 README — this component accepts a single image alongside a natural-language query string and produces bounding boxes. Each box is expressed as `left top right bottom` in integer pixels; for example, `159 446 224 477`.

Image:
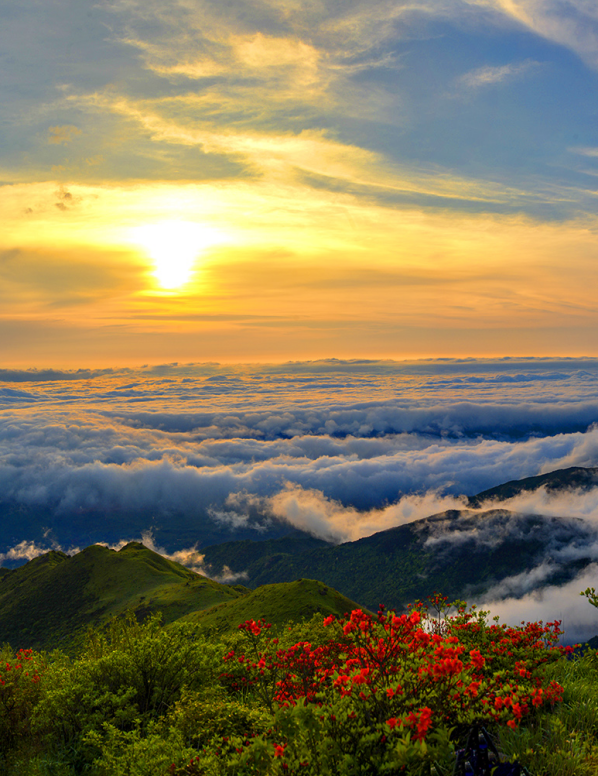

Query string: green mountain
180 578 361 633
199 466 598 611
0 542 247 651
0 541 361 651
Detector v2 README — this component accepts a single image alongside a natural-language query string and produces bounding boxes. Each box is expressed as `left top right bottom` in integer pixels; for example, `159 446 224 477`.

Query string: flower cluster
214 599 567 774
0 647 46 757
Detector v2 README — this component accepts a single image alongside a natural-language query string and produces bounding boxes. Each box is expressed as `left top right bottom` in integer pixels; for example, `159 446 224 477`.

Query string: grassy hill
0 542 363 651
0 542 247 651
180 577 362 633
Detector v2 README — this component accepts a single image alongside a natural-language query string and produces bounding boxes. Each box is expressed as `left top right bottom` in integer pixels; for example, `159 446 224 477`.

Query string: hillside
0 542 247 650
200 505 596 611
468 466 598 507
181 577 361 632
0 542 364 651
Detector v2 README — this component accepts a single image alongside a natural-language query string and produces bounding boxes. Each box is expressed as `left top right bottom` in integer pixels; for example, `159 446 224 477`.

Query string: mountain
180 578 361 633
198 466 598 611
468 466 598 507
3 465 598 650
0 542 360 650
0 542 248 650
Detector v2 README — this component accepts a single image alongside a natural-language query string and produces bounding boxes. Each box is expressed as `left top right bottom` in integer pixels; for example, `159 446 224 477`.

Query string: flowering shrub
0 597 579 776
0 647 46 761
204 599 568 775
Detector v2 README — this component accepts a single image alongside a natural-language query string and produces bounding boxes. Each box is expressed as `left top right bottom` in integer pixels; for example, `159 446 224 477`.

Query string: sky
2 0 598 364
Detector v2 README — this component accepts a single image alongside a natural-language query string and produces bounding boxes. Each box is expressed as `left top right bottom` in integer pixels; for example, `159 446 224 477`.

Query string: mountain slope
468 466 598 507
181 578 362 633
0 542 247 650
200 509 595 612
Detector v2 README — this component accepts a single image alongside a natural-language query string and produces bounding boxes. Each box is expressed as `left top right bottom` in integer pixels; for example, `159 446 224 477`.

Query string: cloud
481 564 598 644
484 0 598 70
570 146 598 158
70 88 545 208
48 125 82 145
217 486 469 543
1 359 598 547
0 539 59 563
0 538 82 565
457 60 539 88
0 368 116 382
0 246 146 307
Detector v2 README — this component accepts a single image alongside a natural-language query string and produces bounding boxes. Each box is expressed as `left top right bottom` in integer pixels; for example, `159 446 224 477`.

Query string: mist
3 358 598 637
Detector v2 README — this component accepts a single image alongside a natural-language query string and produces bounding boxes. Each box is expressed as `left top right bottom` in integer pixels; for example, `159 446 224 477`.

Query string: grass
180 577 362 633
496 649 598 775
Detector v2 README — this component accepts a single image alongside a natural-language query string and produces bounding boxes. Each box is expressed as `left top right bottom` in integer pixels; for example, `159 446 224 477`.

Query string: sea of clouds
3 357 598 640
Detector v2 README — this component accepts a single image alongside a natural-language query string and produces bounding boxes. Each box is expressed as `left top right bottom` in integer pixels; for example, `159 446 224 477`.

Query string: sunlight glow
131 221 222 289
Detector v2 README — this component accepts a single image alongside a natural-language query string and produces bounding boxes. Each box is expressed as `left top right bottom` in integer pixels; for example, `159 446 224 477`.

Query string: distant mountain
0 542 359 650
199 466 598 611
468 466 598 507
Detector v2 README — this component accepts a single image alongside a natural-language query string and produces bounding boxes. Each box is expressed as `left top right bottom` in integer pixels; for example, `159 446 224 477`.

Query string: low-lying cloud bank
482 565 598 645
3 359 598 636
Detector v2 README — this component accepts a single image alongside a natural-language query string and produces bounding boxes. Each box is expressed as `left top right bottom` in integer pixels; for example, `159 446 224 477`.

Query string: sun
131 220 221 289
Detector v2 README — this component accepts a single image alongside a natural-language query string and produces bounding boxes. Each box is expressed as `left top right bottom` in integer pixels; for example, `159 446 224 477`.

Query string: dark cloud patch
106 400 598 441
0 368 116 383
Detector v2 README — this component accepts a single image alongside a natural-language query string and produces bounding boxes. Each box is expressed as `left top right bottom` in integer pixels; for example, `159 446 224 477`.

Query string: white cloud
457 60 539 88
569 146 598 158
481 564 598 644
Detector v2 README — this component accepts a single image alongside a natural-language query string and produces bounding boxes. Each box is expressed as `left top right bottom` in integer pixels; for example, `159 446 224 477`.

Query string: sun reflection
131 220 221 289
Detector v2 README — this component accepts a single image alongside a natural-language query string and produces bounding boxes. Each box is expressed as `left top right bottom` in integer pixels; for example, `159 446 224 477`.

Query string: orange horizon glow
2 1 598 365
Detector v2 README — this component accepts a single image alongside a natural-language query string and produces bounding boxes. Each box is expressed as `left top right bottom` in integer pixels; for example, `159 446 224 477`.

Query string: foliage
2 593 598 776
498 646 598 775
24 613 223 773
206 596 567 775
0 646 46 767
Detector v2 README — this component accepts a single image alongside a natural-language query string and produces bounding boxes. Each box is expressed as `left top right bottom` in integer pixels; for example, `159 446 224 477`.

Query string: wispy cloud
570 146 598 158
487 0 598 70
457 59 539 89
48 125 82 145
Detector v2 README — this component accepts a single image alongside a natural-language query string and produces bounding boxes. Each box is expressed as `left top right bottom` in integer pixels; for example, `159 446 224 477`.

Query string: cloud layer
2 358 598 530
3 358 598 638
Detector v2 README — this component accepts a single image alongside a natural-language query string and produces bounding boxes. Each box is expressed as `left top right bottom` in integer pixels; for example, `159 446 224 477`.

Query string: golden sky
2 0 598 365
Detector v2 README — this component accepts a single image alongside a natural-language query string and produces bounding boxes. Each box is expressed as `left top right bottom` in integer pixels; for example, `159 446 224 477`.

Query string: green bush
30 613 223 772
3 599 598 775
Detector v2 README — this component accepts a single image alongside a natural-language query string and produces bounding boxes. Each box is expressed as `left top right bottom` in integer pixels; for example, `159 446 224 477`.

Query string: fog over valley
3 357 598 641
